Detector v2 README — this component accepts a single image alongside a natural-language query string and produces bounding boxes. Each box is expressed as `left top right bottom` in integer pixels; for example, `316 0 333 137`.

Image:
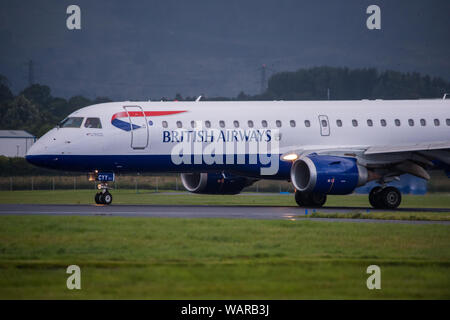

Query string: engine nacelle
290 155 368 195
180 172 255 195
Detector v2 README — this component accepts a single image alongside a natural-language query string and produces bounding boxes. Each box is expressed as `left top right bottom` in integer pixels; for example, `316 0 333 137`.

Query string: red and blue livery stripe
111 110 186 131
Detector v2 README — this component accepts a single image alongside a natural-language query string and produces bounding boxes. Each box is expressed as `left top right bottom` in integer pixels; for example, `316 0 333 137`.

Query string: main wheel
94 192 102 204
295 191 326 208
102 191 113 205
380 186 401 209
369 186 383 208
295 190 310 206
309 193 327 208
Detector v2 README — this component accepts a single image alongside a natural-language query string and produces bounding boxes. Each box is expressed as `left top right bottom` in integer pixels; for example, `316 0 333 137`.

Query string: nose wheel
95 190 113 205
369 186 401 209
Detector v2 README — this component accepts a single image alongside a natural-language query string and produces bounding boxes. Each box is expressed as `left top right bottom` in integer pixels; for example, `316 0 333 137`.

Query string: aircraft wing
364 141 450 155
281 141 450 181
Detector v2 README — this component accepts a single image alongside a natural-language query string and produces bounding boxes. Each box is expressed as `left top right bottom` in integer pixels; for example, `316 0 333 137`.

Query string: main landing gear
295 190 327 208
369 186 401 209
294 186 402 210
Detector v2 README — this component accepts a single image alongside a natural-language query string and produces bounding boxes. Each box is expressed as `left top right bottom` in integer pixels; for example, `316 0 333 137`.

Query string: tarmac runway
0 204 449 224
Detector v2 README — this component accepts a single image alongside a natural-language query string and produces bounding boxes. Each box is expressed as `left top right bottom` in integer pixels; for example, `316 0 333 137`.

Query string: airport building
0 130 36 157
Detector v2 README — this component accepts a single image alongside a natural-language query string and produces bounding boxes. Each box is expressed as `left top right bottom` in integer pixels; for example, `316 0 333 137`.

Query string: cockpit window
84 117 102 128
59 117 84 128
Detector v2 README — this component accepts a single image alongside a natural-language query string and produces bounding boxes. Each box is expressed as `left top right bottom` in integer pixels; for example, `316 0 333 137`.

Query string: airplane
26 97 450 207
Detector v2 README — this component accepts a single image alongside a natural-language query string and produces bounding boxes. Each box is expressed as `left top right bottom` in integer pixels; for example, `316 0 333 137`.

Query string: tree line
258 67 450 101
1 67 449 139
0 75 111 137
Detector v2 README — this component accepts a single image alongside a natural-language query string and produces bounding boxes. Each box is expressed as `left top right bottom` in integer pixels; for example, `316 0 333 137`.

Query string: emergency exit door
124 106 149 149
318 115 330 136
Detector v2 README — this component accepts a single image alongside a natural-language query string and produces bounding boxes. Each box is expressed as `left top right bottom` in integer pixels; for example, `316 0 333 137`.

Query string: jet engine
290 155 368 195
180 172 255 195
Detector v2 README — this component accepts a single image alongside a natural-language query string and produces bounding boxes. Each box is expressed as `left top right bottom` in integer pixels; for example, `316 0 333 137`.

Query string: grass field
0 215 449 299
0 190 449 299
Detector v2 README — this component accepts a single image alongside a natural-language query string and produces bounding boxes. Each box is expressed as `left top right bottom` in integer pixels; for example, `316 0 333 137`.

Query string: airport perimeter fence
0 175 298 193
2 157 449 193
0 174 449 193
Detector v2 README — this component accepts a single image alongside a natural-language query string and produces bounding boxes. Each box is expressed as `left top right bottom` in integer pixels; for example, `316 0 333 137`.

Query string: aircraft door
318 115 330 136
123 106 149 149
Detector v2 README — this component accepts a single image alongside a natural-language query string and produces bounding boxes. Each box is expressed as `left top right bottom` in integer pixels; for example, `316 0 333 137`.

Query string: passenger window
290 120 296 127
276 120 282 127
162 121 168 128
408 119 414 126
367 119 373 127
395 119 401 126
84 117 102 128
434 119 440 126
219 120 225 128
420 119 426 126
60 117 84 128
205 120 211 128
380 119 387 127
336 119 342 127
233 120 239 128
248 120 254 128
352 119 358 127
321 120 328 127
191 120 196 128
304 120 311 127
447 119 450 126
261 120 267 128
176 121 182 128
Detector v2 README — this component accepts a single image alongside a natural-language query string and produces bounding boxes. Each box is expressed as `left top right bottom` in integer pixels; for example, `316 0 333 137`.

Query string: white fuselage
26 99 450 178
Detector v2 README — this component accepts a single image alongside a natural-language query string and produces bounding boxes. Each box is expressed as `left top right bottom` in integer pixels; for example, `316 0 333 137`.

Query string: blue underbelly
25 154 292 179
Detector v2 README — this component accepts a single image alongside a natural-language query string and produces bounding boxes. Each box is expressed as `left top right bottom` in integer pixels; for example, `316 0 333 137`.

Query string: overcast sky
0 0 449 100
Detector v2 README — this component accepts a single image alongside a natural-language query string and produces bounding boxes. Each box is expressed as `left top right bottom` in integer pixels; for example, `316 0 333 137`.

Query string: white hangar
0 130 36 157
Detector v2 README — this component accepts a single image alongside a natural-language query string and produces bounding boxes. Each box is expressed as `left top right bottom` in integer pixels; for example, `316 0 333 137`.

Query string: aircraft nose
25 127 65 169
25 139 51 168
26 138 43 157
25 154 42 166
26 152 56 169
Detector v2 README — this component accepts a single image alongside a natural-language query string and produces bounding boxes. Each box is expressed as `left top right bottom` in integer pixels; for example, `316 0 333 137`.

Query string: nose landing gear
95 186 113 205
88 172 115 205
369 186 401 209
